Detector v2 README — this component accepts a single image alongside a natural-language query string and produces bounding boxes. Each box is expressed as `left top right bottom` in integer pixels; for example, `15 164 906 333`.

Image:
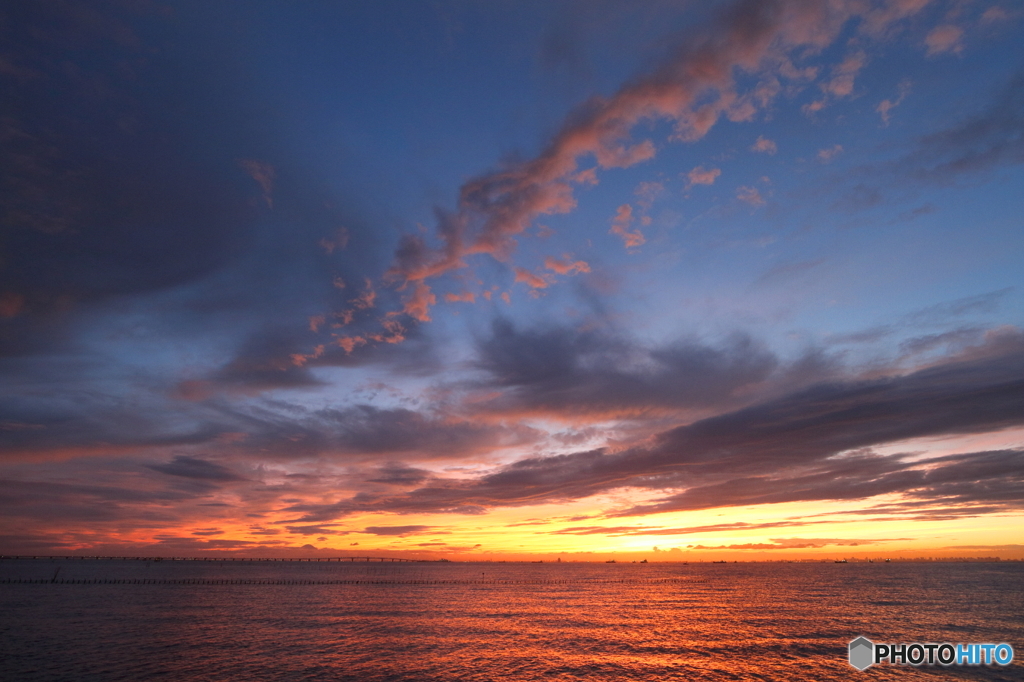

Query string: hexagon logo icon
849 636 874 670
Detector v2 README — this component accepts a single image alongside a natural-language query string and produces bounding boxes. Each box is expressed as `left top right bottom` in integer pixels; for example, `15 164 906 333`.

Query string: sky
2 0 1023 561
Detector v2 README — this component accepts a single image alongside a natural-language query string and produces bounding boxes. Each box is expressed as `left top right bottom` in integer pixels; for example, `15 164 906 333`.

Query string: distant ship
640 559 647 563
835 559 848 563
605 560 616 563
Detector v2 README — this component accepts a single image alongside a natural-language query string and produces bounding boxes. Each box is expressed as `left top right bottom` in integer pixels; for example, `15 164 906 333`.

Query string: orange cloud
350 278 376 310
513 267 553 289
291 345 325 367
444 291 476 303
401 280 436 322
369 318 405 344
336 336 367 353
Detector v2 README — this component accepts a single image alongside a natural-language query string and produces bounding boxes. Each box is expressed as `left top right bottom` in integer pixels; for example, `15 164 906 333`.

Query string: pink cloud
876 79 911 125
686 165 722 188
736 185 765 206
817 144 843 162
750 135 777 154
634 181 663 209
368 318 406 344
861 0 933 37
821 51 867 98
802 98 826 115
400 281 436 322
378 0 936 323
514 267 553 289
980 7 1009 23
925 24 964 56
291 345 325 367
544 256 591 275
609 204 645 248
336 336 367 354
444 291 476 303
350 278 376 310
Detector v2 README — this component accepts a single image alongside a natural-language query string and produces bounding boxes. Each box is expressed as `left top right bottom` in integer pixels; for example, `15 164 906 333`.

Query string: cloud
544 256 591 275
817 144 843 162
877 79 911 125
350 278 376 310
514 268 554 289
750 135 777 154
686 537 909 550
686 165 722 188
384 0 935 321
925 24 964 56
609 204 645 248
285 404 537 459
821 51 867 98
903 288 1012 324
211 327 326 391
782 70 1023 215
980 7 1009 24
365 463 433 486
634 181 663 209
362 525 434 537
148 456 245 482
901 71 1024 181
444 291 476 303
736 185 765 205
549 519 826 536
754 259 824 286
470 319 778 417
286 327 1024 521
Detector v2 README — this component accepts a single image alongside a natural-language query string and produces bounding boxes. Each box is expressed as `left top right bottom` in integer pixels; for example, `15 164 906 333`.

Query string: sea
1 557 1022 681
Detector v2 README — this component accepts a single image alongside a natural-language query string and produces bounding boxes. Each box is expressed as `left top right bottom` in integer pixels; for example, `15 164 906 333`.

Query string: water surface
2 559 1021 681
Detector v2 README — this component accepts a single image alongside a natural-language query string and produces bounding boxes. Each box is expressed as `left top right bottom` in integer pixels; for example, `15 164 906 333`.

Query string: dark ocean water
1 558 1021 681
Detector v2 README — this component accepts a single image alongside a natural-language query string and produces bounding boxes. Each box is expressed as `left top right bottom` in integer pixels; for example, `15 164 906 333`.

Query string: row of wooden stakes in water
1 577 710 586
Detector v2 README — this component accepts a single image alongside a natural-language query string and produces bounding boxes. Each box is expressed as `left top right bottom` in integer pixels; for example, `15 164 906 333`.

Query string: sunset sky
2 0 1023 561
